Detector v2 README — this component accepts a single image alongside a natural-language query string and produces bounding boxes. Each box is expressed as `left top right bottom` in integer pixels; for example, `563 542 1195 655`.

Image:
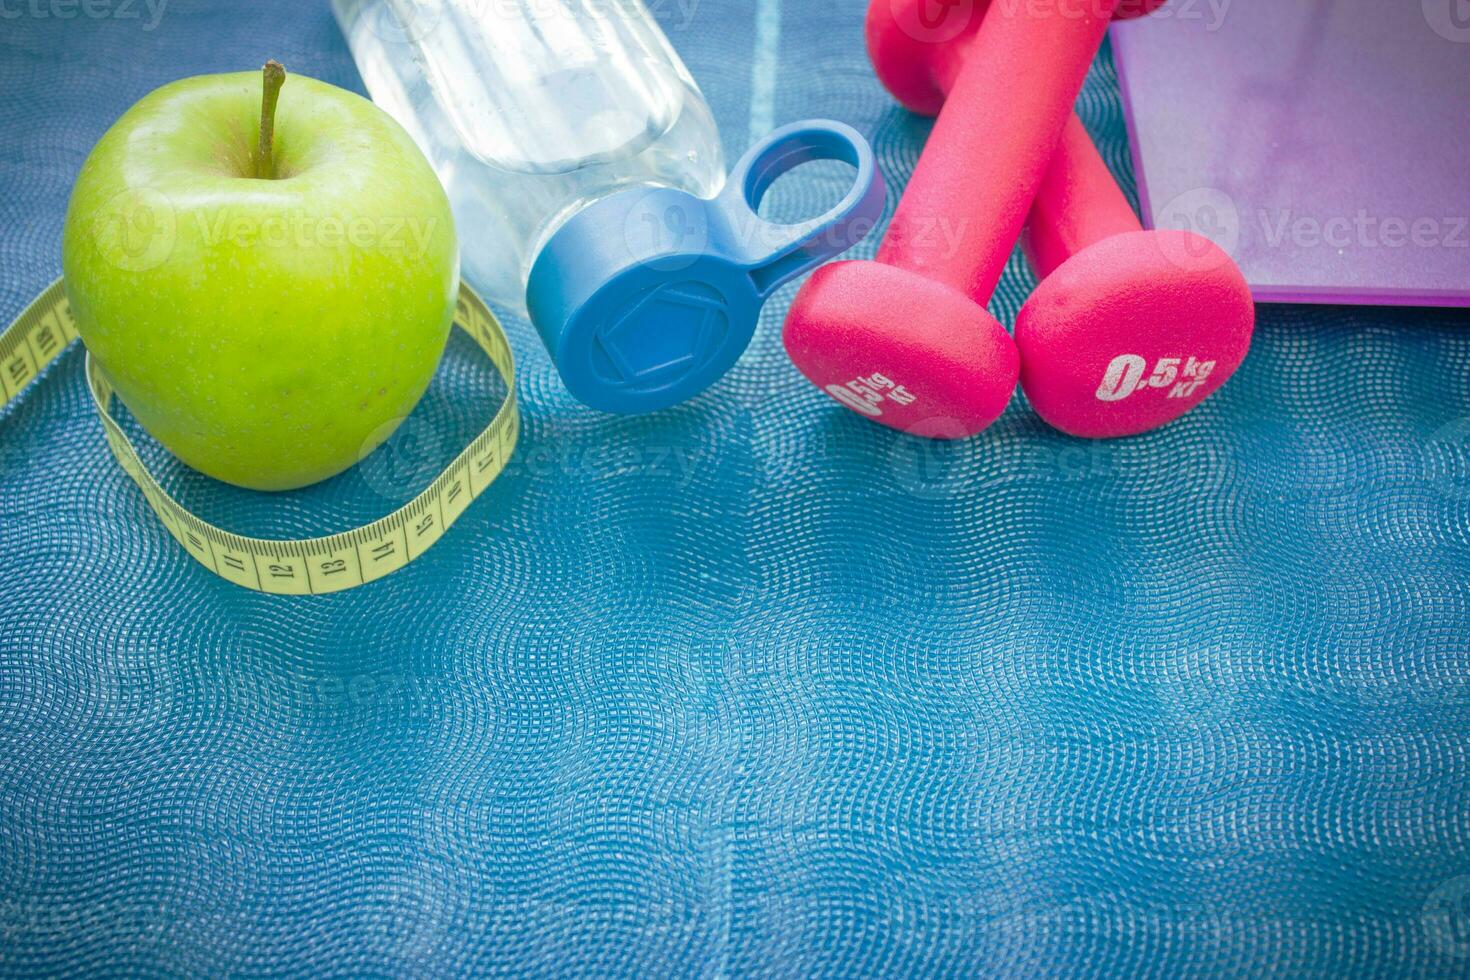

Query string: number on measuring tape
1 278 519 594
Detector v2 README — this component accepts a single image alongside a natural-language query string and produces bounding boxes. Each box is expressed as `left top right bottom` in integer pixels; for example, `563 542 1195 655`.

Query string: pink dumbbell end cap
1015 230 1255 438
784 261 1020 440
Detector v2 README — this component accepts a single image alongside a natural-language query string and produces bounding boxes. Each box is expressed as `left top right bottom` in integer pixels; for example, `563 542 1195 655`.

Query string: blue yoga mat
2 0 1469 974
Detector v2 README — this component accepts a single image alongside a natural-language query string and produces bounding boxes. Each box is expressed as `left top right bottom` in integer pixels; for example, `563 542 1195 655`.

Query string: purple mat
1112 0 1470 308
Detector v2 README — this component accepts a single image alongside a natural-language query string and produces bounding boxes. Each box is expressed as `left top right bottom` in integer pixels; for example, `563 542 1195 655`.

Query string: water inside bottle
332 0 726 316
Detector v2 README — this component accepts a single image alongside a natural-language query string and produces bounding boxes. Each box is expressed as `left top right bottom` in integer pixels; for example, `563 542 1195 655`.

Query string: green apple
62 62 458 491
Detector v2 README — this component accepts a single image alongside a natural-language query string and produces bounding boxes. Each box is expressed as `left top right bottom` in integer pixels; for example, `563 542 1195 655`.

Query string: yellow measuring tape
0 278 518 594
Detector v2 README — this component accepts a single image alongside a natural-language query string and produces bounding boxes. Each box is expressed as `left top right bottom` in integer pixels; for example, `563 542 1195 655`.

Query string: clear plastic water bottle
333 0 884 412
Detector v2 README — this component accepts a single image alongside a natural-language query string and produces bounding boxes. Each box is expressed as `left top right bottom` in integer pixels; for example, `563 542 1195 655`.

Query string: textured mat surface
3 0 1470 975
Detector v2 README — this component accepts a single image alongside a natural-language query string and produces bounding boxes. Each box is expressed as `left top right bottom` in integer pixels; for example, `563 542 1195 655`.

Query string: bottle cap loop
526 120 885 414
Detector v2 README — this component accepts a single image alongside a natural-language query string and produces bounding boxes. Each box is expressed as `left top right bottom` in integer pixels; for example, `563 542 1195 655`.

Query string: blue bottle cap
526 120 886 414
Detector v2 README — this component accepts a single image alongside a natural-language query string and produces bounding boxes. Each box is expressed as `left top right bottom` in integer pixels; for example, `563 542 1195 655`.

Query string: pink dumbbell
783 0 1164 439
1016 114 1254 438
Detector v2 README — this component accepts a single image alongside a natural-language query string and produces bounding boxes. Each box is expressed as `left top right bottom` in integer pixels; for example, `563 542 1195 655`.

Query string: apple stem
255 60 287 179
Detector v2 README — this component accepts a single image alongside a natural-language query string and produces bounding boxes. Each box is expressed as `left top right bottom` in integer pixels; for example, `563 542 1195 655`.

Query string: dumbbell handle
1021 113 1143 279
875 0 1121 302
